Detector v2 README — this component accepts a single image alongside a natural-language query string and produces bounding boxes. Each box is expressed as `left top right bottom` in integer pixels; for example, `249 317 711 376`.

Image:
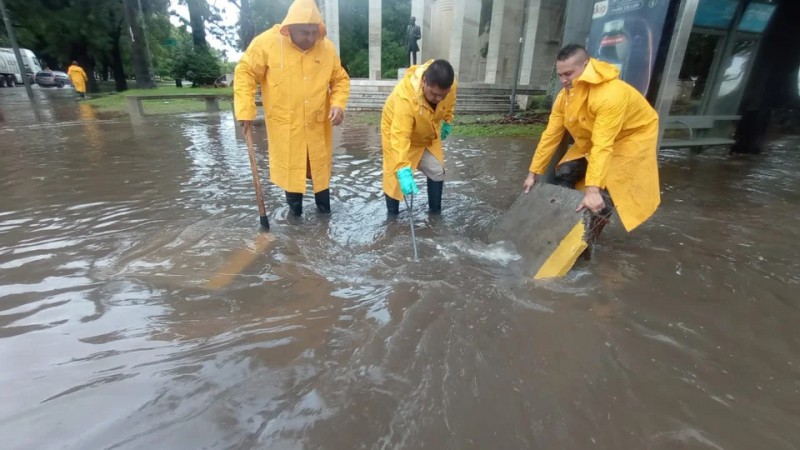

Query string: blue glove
396 166 419 196
441 122 452 140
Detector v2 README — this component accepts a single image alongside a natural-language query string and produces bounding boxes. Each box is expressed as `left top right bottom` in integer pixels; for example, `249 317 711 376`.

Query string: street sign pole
0 0 35 102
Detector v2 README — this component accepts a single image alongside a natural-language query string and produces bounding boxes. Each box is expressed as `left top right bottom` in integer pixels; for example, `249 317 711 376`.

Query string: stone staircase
346 79 545 113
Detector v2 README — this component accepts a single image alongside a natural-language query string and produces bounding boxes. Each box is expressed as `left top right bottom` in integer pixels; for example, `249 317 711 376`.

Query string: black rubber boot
314 189 331 214
385 194 400 215
427 178 443 214
285 191 303 216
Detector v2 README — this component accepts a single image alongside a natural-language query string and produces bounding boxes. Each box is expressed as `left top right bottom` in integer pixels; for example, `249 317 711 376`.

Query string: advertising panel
587 0 672 95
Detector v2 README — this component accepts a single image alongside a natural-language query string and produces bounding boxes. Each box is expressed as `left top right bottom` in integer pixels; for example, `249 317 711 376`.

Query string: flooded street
1 87 799 449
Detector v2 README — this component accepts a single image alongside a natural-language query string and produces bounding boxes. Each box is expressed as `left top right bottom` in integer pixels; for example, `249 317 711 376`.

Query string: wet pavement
1 87 799 449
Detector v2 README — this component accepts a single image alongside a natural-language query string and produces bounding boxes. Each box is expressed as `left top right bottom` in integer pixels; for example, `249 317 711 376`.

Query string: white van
0 50 22 86
0 48 42 86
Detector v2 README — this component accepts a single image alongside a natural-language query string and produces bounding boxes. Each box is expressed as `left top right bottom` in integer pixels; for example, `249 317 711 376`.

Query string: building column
449 0 481 82
519 0 542 86
484 0 506 84
322 0 340 55
411 0 426 61
369 0 382 79
562 0 594 47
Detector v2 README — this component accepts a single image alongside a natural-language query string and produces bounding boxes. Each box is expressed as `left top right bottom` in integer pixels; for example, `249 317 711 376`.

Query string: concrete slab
489 183 588 279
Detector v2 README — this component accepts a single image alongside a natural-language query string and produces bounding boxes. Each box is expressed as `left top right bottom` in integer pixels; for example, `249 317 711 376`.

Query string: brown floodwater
1 87 799 449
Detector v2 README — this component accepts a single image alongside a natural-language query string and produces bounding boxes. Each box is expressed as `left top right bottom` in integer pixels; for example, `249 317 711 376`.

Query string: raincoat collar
279 0 327 40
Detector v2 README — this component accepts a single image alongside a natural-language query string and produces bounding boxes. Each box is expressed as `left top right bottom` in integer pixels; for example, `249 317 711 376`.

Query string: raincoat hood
280 0 327 39
398 59 435 106
576 58 620 85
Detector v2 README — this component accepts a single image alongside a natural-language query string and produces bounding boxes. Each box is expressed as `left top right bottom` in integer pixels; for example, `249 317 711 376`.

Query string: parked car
213 73 234 88
35 70 71 88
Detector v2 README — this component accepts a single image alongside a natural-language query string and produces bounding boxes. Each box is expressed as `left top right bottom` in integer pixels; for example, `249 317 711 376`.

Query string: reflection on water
1 88 799 449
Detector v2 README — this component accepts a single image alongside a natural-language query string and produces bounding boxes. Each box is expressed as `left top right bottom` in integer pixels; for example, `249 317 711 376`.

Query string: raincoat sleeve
79 67 87 81
585 89 626 188
389 99 416 170
529 91 566 174
329 51 350 110
444 81 457 123
234 34 269 121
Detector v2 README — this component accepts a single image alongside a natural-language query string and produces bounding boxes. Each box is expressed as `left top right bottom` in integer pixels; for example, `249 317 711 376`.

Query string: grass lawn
84 87 547 138
85 86 233 115
349 111 546 138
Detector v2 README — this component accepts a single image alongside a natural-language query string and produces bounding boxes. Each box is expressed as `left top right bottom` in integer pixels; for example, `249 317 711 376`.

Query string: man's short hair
556 44 589 62
423 60 455 89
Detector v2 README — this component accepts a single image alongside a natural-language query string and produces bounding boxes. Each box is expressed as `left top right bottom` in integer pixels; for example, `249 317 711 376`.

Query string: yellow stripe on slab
534 220 588 280
203 233 274 290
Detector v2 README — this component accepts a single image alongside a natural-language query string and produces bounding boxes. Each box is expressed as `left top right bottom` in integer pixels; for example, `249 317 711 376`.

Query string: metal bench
127 94 232 120
660 115 741 150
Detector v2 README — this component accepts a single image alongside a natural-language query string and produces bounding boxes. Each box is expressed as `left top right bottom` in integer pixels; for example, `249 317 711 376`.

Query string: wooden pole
244 128 269 229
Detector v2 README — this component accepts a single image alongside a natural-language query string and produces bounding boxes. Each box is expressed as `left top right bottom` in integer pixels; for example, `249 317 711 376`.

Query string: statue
405 16 421 66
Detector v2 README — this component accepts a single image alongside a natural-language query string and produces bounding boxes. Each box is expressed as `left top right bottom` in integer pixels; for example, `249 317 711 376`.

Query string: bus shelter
585 0 778 150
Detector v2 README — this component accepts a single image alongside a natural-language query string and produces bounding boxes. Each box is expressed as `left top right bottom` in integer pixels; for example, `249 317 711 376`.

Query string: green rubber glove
441 121 452 140
396 166 419 195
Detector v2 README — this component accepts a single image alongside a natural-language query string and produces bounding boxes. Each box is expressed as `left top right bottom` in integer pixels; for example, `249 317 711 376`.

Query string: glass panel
737 2 776 33
694 0 739 29
797 67 800 97
711 39 756 114
669 33 723 115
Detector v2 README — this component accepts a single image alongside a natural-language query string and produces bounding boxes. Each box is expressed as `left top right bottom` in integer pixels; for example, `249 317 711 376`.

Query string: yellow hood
280 0 327 39
576 58 620 85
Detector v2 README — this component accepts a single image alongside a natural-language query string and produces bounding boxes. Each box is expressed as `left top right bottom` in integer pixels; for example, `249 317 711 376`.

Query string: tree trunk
110 24 128 92
123 0 156 89
81 56 99 93
238 0 255 50
186 0 209 49
732 0 800 153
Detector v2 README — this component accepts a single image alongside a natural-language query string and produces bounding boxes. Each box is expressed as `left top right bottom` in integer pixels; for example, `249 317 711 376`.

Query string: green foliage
339 0 368 77
381 39 406 79
238 0 293 49
221 61 237 74
480 0 493 34
381 0 411 79
174 46 222 85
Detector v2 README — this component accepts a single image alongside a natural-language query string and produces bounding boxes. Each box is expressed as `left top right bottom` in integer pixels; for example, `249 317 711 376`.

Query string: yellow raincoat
529 58 660 231
234 0 350 194
381 60 457 201
67 64 87 94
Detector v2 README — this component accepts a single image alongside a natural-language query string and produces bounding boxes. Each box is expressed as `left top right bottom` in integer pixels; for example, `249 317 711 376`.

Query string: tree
231 0 292 50
381 0 410 79
123 0 156 88
339 0 368 77
3 0 121 92
183 0 209 49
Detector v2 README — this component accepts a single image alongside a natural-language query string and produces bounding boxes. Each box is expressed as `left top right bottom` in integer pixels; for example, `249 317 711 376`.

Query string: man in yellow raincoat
523 44 660 248
381 59 457 215
234 0 350 216
66 61 88 98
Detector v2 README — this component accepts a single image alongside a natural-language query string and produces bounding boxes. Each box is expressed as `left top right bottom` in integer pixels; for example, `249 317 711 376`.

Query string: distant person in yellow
522 44 660 249
381 59 457 215
234 0 350 216
66 61 87 98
